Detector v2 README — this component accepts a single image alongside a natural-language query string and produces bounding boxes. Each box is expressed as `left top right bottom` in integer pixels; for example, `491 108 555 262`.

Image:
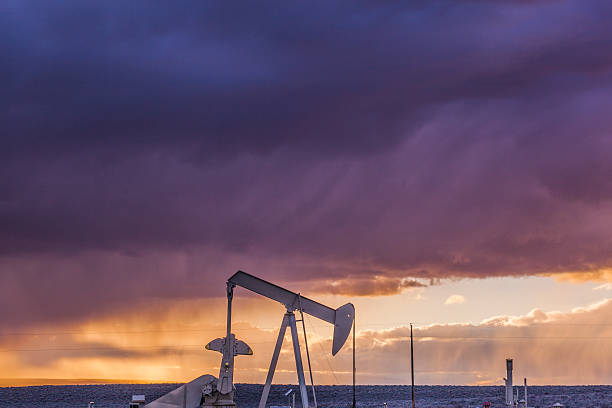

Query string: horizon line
1 379 611 388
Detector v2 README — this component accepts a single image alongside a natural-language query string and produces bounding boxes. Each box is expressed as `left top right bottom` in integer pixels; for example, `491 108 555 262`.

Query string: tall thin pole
410 323 415 408
298 295 317 408
219 282 235 394
352 314 356 408
289 313 309 408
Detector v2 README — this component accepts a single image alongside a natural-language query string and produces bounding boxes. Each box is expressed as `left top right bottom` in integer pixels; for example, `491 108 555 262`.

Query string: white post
289 312 309 408
524 378 528 407
505 359 513 406
515 388 518 407
218 283 235 395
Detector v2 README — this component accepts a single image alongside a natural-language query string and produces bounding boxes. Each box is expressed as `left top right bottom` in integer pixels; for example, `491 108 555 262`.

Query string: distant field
0 379 168 387
1 383 611 408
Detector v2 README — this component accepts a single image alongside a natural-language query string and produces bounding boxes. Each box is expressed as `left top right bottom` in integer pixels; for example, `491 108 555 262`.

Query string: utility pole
352 316 356 408
410 323 415 408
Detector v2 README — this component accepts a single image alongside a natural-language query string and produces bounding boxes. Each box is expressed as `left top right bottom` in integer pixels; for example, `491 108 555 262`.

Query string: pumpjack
145 271 355 408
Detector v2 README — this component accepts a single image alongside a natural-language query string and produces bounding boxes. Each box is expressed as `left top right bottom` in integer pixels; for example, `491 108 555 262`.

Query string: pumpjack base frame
259 311 310 408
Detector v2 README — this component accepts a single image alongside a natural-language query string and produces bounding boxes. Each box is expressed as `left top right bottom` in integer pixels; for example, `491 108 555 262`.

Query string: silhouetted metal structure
145 270 355 408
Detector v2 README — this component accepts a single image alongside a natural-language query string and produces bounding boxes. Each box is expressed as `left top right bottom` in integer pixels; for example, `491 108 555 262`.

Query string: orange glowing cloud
547 269 612 284
4 296 612 386
309 276 429 297
349 298 612 385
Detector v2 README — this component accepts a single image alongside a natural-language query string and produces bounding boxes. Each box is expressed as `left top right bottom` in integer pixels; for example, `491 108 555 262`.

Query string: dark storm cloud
5 0 612 161
2 0 612 326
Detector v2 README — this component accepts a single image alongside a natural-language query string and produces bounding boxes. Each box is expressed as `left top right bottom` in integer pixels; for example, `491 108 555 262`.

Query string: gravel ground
1 384 611 408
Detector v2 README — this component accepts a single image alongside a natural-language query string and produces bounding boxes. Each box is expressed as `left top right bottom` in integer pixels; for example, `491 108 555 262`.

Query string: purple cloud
2 0 612 328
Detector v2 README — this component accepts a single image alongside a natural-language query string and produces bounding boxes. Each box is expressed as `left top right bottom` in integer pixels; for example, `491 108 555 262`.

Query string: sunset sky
2 0 612 386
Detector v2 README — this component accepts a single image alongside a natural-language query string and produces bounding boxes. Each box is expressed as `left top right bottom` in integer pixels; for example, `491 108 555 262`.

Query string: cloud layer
445 295 465 305
335 299 612 385
2 0 612 329
4 297 612 385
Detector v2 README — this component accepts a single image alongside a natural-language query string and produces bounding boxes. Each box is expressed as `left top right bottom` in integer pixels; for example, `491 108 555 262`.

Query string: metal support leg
298 295 317 408
218 283 236 395
259 314 290 408
289 313 309 408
